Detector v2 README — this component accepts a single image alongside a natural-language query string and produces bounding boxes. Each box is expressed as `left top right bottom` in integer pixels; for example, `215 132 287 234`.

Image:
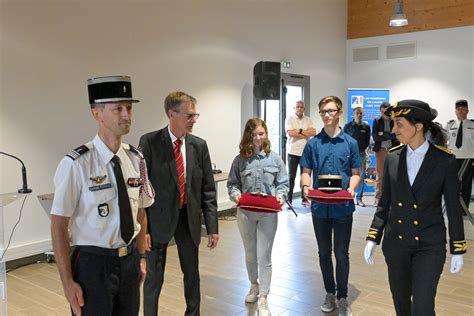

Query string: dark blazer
367 144 467 254
372 116 399 152
139 127 218 246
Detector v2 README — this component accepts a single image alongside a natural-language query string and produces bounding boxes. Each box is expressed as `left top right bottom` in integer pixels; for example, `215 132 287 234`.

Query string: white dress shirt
51 135 154 248
406 140 430 186
445 119 474 151
168 126 187 178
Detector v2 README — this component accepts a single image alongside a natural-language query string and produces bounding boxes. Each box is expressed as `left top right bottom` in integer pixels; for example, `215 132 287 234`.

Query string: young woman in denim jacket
227 118 289 316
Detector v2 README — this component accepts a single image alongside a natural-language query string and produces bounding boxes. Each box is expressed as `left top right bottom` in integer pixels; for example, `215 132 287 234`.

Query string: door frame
253 72 311 159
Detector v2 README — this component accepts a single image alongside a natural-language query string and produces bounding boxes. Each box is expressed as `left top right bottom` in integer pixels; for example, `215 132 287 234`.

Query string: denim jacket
227 151 289 203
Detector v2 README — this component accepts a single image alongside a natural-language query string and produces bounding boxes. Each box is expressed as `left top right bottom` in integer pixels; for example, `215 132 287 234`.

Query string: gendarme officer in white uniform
445 99 473 209
51 76 154 316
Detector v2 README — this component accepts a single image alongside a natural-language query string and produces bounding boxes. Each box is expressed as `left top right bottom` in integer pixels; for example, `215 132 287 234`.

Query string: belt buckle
118 246 128 257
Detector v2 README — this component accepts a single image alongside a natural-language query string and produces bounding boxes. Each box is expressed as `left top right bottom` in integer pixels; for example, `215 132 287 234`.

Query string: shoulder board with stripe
127 144 144 158
470 119 474 122
434 144 453 155
66 145 89 160
388 144 405 152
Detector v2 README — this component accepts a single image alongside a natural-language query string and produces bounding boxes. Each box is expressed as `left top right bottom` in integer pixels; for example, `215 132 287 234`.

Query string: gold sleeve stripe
454 243 467 252
453 240 467 252
367 232 377 239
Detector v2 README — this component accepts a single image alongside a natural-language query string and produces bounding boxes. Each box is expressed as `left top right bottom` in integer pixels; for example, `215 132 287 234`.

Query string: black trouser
144 207 200 316
287 154 307 202
71 246 140 316
457 158 473 209
382 241 446 316
312 214 353 299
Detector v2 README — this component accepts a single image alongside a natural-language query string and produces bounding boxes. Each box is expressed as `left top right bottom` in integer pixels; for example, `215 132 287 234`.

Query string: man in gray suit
139 91 219 316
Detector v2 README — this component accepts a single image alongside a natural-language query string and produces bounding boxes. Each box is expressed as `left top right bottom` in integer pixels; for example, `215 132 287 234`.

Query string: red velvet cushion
237 192 282 213
307 189 353 204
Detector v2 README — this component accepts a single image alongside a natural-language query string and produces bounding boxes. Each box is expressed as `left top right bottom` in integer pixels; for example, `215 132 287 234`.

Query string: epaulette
388 144 405 152
127 144 144 158
470 119 474 122
66 144 89 160
434 144 453 155
447 119 454 124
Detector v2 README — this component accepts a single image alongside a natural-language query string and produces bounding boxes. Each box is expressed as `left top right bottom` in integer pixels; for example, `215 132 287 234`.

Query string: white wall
346 26 474 126
0 0 347 260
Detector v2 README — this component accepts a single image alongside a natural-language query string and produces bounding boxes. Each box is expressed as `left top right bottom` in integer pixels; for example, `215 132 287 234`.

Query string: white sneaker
245 284 259 303
258 297 271 316
321 293 336 312
337 298 352 316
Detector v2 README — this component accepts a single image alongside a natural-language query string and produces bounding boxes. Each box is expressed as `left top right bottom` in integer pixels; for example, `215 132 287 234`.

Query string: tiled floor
6 196 474 315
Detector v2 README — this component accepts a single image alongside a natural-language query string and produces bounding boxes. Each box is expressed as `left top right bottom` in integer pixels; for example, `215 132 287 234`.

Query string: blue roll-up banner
347 89 390 194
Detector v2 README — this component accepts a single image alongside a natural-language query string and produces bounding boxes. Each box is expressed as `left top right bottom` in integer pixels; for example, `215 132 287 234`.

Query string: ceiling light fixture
389 0 408 27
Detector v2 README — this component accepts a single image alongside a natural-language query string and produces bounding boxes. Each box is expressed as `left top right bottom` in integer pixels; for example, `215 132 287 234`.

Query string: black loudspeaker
253 61 281 100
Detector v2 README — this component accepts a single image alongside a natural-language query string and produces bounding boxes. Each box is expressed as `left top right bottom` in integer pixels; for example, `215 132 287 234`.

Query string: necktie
174 139 185 208
111 155 134 244
456 121 463 149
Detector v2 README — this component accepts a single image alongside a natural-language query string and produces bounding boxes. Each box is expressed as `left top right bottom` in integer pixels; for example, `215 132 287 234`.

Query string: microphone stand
0 152 33 194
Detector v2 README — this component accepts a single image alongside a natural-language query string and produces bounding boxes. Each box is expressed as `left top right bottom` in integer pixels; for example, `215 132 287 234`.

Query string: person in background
372 102 400 205
445 99 474 210
300 96 360 316
343 107 371 207
365 100 466 316
227 118 289 316
51 76 154 316
139 91 219 316
285 100 317 208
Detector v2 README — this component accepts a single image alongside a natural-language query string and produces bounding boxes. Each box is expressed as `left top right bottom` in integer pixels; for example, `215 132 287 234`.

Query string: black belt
77 242 135 258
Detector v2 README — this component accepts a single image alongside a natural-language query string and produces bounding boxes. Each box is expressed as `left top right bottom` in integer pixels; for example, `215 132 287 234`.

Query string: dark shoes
356 201 366 207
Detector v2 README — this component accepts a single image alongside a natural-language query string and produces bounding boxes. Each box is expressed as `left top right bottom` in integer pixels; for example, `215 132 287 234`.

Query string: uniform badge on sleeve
98 203 109 217
127 178 143 187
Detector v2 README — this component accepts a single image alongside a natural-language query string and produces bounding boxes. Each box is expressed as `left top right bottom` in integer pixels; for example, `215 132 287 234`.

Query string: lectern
0 193 26 316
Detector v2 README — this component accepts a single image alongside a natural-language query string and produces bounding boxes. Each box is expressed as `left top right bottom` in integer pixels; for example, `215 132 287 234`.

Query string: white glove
450 255 463 273
364 241 377 265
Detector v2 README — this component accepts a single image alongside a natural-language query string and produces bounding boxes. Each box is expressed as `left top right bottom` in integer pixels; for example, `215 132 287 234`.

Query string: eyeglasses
319 109 339 116
175 111 200 121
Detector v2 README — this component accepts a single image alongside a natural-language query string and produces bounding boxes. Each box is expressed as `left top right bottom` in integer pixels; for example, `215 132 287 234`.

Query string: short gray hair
164 91 197 117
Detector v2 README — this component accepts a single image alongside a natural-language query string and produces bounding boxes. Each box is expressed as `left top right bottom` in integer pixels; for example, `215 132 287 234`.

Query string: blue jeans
312 214 353 299
356 150 366 202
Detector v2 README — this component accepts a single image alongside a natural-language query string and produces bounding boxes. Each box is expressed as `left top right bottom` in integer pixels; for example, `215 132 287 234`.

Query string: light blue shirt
227 151 289 202
406 139 429 186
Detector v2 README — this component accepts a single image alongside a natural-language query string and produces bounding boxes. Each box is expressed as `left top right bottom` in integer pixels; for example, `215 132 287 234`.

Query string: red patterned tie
174 139 185 208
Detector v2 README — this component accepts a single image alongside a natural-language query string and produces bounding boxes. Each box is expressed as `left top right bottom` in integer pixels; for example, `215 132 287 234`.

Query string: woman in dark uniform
363 100 467 316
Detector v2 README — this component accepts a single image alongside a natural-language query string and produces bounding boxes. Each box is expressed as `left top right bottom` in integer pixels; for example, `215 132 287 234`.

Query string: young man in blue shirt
300 96 361 316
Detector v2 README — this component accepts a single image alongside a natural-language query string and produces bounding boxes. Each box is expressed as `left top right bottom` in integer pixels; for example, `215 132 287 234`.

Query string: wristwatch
299 128 303 134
